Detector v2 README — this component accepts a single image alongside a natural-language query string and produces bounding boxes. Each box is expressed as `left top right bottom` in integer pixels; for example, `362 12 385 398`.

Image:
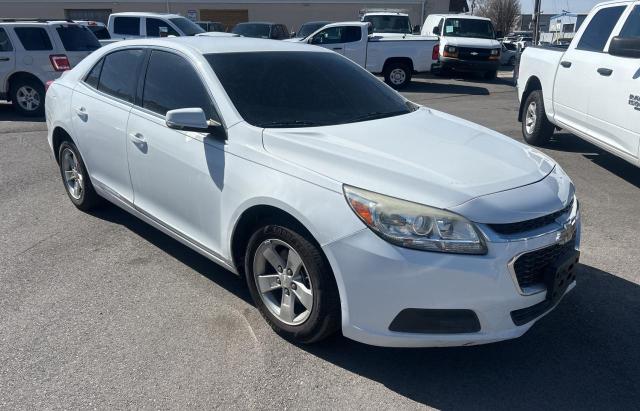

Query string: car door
310 26 347 54
0 27 15 95
586 2 640 159
126 49 225 253
71 48 146 203
553 4 627 132
342 26 367 67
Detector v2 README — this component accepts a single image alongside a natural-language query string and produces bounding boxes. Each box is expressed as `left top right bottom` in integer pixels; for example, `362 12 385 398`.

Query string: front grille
489 199 574 236
458 47 492 60
513 239 575 289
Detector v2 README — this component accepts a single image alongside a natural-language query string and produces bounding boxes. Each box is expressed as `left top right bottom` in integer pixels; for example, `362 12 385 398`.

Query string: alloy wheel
61 148 84 200
389 68 406 86
16 86 41 112
525 101 537 135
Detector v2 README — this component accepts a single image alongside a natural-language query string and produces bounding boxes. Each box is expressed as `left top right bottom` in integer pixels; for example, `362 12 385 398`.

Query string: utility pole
532 0 542 44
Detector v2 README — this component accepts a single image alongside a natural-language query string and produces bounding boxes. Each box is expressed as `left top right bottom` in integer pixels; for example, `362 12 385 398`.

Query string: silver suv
0 19 100 116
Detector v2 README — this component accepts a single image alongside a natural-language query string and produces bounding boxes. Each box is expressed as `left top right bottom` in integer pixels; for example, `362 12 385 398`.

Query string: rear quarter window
0 28 13 51
113 17 140 35
56 25 101 51
14 27 53 51
97 49 146 102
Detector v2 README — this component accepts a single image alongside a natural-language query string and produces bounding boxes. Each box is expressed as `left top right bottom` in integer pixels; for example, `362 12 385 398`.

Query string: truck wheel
244 223 340 344
484 70 498 80
522 90 555 146
384 63 412 89
11 77 45 117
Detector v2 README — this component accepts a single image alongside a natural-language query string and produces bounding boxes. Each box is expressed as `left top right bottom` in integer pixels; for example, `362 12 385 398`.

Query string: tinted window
142 50 216 119
0 28 12 51
577 6 625 51
56 26 101 51
98 49 145 102
443 18 494 39
113 17 140 35
84 58 103 88
146 18 179 37
620 6 640 38
14 27 53 50
89 26 110 39
232 23 270 38
362 15 411 34
169 18 205 36
296 21 332 38
311 26 344 44
344 26 362 42
207 51 413 128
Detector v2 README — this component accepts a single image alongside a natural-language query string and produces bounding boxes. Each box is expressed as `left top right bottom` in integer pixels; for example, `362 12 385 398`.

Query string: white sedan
45 37 580 347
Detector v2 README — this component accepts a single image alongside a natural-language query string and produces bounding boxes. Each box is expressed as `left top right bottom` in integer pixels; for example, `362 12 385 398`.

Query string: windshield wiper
350 110 410 122
258 120 320 128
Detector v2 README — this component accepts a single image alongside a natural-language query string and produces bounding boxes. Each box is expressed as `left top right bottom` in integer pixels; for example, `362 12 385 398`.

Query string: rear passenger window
146 18 179 37
0 28 12 51
142 50 216 120
14 27 53 51
577 6 626 51
619 6 640 38
98 49 145 102
84 58 104 89
113 17 140 35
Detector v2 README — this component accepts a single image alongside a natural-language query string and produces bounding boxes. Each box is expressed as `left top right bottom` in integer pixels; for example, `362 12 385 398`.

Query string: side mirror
166 108 223 135
609 36 640 58
432 26 439 35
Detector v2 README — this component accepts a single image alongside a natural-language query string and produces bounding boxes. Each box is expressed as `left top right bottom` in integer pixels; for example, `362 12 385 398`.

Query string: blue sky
520 0 601 14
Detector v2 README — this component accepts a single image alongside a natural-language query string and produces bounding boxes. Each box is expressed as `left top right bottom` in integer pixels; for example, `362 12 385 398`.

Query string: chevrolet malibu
45 37 580 347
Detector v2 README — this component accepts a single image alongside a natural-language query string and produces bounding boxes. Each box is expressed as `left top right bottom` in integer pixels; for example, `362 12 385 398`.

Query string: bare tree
475 0 521 36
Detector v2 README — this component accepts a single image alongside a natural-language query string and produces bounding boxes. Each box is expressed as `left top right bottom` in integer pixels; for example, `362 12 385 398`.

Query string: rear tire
58 141 102 211
521 90 555 146
244 223 340 344
11 77 45 117
384 62 412 89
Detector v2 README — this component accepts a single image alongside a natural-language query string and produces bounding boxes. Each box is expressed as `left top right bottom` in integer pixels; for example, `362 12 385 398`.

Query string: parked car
517 0 640 167
289 20 332 40
231 22 289 39
361 11 417 36
515 36 533 50
424 14 501 79
196 21 225 32
500 43 517 66
301 21 437 88
0 19 100 116
46 36 580 347
107 12 205 39
75 20 120 46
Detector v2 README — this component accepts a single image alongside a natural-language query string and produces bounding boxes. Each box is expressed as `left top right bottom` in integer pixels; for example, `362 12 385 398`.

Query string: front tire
58 141 102 211
521 90 555 146
244 223 340 344
11 78 45 117
384 62 412 89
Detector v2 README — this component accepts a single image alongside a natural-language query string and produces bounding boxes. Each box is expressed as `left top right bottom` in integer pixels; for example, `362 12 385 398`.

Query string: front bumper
436 57 500 73
322 214 581 348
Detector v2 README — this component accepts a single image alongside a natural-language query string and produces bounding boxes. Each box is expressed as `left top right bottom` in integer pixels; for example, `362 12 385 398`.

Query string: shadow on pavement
0 103 44 122
89 205 640 410
404 80 490 96
548 133 640 188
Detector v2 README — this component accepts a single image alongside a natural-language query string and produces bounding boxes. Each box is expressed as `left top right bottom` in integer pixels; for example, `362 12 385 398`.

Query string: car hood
443 37 500 48
262 107 556 210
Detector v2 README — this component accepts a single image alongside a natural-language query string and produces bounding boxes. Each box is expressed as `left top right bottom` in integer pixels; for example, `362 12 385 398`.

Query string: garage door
65 9 112 24
199 9 249 32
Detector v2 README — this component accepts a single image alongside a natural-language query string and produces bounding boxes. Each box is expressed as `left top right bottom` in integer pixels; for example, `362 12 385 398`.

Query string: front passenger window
312 27 343 44
142 50 217 120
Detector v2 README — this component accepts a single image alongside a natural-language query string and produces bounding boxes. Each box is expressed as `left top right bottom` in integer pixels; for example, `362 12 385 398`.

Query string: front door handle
597 67 613 76
130 132 146 144
560 61 572 68
332 47 343 51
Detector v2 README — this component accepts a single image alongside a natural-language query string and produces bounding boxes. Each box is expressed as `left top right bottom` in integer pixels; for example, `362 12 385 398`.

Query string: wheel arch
6 71 45 101
518 76 542 122
383 57 414 73
51 126 75 163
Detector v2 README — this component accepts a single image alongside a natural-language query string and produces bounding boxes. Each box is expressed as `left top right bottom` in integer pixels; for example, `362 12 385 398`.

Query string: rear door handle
75 106 87 119
0 57 10 62
597 67 613 76
560 61 572 68
332 47 343 50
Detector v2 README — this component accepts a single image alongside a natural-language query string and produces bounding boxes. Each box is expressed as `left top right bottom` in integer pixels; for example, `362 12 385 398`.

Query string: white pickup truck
302 21 437 88
517 0 640 167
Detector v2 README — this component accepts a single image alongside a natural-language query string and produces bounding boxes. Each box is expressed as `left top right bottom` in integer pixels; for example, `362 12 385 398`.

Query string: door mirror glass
609 36 640 58
166 108 210 132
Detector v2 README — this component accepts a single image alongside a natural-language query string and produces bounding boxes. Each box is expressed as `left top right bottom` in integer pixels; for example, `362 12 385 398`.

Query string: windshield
56 25 101 51
169 17 205 36
362 15 411 34
443 18 495 39
232 23 271 38
296 21 331 38
206 51 414 128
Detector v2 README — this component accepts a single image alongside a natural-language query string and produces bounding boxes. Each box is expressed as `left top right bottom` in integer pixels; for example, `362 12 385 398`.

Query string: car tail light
432 44 439 60
49 54 71 71
45 80 54 92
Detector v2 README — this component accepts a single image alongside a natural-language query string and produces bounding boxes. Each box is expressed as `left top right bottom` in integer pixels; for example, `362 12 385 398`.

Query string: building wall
0 1 455 32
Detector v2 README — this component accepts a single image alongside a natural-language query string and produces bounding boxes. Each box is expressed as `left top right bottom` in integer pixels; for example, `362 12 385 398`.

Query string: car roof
364 12 409 16
301 21 332 25
324 21 368 28
0 19 78 26
235 21 275 26
107 36 332 54
428 14 491 21
110 12 184 18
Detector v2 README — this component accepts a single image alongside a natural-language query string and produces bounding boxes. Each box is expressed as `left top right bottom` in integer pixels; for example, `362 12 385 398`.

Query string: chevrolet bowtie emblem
470 51 478 56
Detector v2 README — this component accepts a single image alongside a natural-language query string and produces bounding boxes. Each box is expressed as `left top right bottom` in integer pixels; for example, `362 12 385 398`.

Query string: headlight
343 185 487 255
490 48 500 56
443 45 458 58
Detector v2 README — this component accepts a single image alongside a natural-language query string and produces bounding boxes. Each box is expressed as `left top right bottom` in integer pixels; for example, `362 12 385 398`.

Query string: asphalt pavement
1 74 638 410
